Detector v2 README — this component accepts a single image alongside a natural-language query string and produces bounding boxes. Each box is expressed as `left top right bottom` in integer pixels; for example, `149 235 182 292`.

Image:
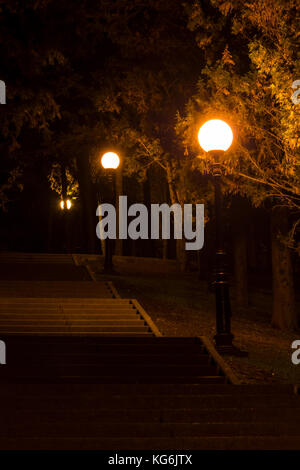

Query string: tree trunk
166 164 187 271
46 195 53 252
233 224 248 308
143 170 154 257
76 154 97 253
271 207 297 330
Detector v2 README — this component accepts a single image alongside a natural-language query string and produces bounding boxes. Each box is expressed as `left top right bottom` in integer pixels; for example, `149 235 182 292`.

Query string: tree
0 0 118 250
91 0 207 264
176 0 300 329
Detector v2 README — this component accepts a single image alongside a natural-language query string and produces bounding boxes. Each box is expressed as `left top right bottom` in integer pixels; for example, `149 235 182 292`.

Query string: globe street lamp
198 119 246 356
101 152 120 171
60 199 72 210
101 151 120 273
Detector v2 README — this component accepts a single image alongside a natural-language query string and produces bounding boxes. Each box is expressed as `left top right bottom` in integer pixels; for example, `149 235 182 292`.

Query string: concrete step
1 364 219 376
4 394 299 409
6 353 211 365
0 325 151 333
1 406 299 423
0 298 131 304
2 339 206 353
0 281 104 285
0 332 153 338
0 253 74 262
0 302 137 317
4 346 207 356
0 264 90 281
0 315 144 324
0 254 73 258
2 340 206 354
3 376 226 385
0 314 140 320
0 281 106 286
1 336 203 343
0 288 111 294
0 290 113 298
1 421 300 438
1 435 300 450
0 302 129 307
0 281 101 286
0 375 226 384
0 281 116 297
0 383 294 396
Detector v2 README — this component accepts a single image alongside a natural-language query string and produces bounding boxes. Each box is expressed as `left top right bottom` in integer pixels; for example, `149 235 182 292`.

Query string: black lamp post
100 151 120 274
198 119 247 356
59 198 72 253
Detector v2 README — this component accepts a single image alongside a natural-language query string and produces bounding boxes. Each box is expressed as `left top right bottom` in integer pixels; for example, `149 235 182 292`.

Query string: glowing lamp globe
198 119 233 152
60 199 72 210
101 152 120 169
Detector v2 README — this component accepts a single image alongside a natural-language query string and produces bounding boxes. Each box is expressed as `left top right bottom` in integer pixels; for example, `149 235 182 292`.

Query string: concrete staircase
0 336 226 383
0 253 299 449
0 298 157 336
0 336 299 449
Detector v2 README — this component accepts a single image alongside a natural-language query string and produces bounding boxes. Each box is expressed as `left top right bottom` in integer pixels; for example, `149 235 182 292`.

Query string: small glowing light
198 119 233 152
60 199 72 210
101 152 120 169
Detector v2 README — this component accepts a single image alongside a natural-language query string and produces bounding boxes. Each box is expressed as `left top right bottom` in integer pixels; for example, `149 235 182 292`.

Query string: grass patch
92 266 300 385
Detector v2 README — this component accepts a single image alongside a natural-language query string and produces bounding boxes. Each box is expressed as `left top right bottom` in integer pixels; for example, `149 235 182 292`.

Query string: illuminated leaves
222 45 235 66
48 164 79 198
178 0 300 218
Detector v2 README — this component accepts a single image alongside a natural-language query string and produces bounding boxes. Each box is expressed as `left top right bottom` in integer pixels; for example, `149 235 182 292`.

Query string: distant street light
101 151 120 273
60 199 72 210
198 119 246 356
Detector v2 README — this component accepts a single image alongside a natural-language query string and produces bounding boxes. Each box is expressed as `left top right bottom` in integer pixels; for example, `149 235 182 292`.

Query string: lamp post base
214 333 248 357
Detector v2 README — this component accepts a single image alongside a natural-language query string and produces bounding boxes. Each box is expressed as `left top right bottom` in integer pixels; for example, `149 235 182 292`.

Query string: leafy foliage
176 0 300 245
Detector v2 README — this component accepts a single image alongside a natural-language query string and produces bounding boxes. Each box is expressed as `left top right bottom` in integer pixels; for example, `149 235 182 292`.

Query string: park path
0 252 299 449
